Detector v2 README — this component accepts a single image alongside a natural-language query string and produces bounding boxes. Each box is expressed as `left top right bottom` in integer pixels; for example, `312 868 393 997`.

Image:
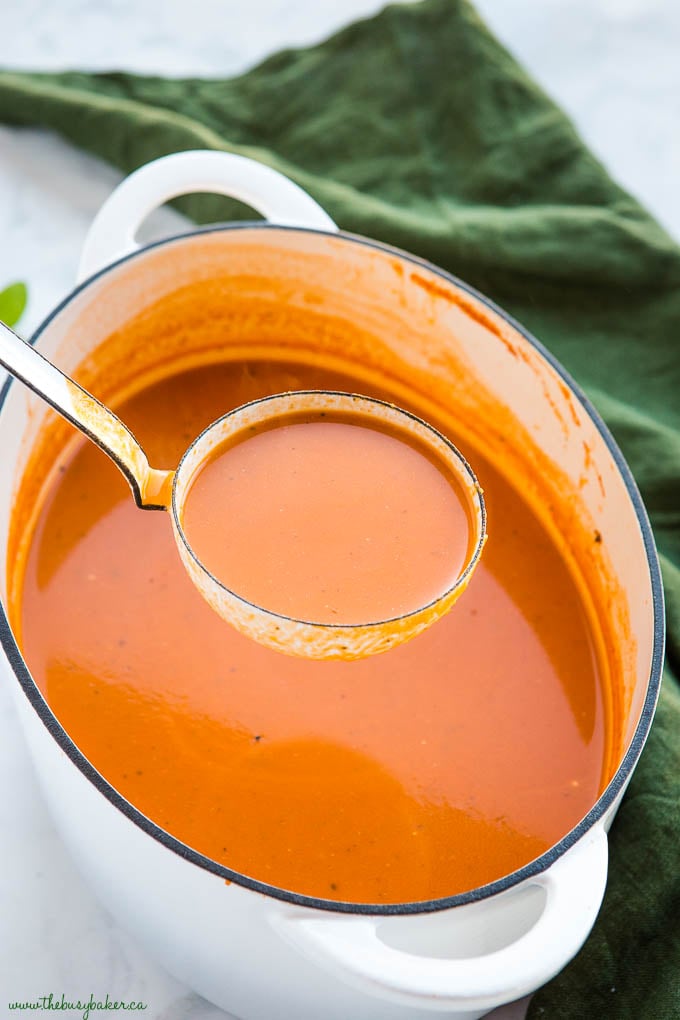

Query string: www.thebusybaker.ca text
8 993 147 1020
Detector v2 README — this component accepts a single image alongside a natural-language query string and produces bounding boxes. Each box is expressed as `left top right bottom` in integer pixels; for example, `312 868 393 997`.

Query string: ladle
0 321 486 659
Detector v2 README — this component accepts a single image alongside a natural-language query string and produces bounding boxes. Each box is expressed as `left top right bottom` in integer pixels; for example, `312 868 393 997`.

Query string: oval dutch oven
0 151 664 1020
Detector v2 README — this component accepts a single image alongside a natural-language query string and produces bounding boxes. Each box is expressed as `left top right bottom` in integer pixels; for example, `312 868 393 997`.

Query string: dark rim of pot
0 223 665 916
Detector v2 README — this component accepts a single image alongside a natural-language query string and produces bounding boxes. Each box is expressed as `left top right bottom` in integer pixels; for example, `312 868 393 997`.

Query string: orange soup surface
11 358 609 904
182 416 473 624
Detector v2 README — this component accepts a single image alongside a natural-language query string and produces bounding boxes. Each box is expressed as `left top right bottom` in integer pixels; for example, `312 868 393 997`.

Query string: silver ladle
0 321 486 660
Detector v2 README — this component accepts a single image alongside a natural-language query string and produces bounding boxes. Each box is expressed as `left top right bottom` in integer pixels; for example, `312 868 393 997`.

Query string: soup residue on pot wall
9 330 614 904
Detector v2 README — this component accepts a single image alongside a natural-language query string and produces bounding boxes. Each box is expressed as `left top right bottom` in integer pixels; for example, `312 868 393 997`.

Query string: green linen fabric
0 0 678 1014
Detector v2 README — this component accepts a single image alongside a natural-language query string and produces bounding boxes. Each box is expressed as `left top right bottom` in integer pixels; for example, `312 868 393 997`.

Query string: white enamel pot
0 152 664 1020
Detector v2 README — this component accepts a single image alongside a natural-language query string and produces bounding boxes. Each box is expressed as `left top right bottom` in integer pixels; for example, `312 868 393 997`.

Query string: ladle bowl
173 390 486 659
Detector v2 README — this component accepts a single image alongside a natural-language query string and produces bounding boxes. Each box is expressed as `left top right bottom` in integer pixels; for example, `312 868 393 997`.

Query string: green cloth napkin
1 0 678 1014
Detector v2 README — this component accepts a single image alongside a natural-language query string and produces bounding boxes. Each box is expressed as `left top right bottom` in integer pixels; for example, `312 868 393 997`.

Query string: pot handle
77 150 337 282
274 828 608 1013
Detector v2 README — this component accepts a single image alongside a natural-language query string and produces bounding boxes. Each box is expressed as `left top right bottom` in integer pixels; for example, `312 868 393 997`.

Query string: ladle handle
0 320 169 510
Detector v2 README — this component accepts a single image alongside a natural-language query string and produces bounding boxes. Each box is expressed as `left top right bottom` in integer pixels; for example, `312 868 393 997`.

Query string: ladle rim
170 389 486 658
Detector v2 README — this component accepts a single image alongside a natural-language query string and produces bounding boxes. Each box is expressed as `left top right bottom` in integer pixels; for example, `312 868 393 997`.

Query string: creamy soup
182 414 474 624
10 357 608 904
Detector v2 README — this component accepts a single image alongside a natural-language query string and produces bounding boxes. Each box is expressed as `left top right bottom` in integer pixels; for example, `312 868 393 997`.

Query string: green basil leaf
0 282 28 327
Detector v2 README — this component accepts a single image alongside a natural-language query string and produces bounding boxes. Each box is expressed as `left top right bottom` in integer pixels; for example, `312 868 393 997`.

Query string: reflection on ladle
0 321 486 660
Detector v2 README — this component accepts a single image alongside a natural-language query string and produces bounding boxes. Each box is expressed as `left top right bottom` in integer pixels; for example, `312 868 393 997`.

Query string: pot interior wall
1 226 655 768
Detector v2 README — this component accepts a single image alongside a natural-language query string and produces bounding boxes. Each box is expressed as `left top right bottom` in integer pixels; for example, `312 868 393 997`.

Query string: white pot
0 151 664 1020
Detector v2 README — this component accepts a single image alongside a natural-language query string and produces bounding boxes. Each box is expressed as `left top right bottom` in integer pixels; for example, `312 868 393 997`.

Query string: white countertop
1 2 678 1018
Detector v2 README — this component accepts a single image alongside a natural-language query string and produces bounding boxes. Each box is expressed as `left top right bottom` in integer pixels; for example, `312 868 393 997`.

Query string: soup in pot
10 356 611 904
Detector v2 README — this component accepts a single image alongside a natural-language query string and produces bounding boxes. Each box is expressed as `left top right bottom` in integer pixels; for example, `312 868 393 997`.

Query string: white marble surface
0 1 678 1018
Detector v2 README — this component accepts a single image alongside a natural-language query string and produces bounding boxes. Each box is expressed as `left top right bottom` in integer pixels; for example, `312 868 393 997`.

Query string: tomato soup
10 358 608 904
182 415 473 624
